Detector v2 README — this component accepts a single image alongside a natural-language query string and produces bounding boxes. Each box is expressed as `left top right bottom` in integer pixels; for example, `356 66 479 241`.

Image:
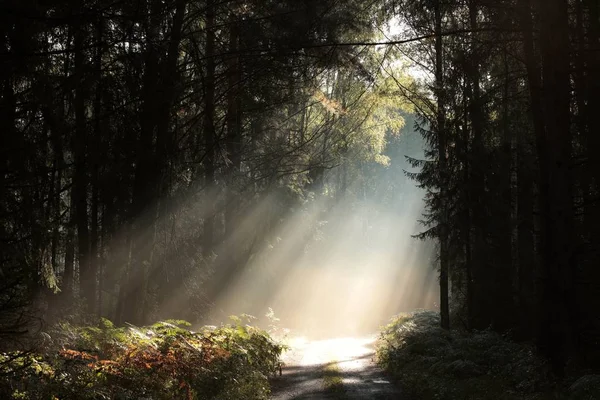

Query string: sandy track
270 336 404 400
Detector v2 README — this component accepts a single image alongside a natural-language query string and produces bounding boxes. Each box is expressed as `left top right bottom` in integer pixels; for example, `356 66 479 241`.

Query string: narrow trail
270 336 404 400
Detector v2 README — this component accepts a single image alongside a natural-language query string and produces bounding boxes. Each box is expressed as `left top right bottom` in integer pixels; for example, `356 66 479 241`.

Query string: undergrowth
0 317 286 400
322 361 346 398
376 311 600 400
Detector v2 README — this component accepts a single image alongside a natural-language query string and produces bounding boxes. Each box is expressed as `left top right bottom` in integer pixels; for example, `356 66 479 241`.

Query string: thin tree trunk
89 16 104 316
50 106 64 289
203 0 216 256
435 0 450 330
222 12 243 285
461 87 474 330
225 13 242 240
495 47 515 331
517 123 535 341
73 21 92 312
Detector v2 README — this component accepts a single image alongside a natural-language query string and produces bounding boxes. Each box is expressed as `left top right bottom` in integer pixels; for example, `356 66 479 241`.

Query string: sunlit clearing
202 168 437 338
282 336 377 367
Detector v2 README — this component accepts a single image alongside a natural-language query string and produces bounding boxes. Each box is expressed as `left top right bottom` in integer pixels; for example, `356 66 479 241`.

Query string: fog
201 124 438 338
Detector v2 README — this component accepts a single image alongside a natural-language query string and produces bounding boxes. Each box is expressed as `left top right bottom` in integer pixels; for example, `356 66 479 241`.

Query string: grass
322 360 347 398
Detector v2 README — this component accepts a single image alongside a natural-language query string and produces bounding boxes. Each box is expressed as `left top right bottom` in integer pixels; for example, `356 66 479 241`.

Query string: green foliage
322 361 346 399
0 318 285 400
377 311 569 400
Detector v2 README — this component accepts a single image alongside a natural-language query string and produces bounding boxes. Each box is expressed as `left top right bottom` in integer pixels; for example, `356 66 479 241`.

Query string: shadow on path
269 337 405 399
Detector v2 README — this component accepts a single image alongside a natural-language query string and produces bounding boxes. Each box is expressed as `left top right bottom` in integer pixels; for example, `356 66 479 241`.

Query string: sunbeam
197 160 437 338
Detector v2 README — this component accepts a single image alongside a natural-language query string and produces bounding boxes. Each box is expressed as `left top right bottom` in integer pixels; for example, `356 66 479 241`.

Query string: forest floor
269 335 404 400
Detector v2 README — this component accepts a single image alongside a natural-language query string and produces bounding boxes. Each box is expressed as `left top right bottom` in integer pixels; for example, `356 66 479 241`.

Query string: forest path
269 336 403 400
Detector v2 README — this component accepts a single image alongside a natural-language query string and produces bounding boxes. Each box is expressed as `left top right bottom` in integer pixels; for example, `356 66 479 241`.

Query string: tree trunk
223 13 243 282
435 0 450 330
519 0 546 345
517 121 535 341
466 0 488 330
581 0 600 365
89 16 104 316
225 14 242 240
537 0 574 376
203 0 217 256
461 91 474 330
151 0 186 316
586 0 600 188
49 102 64 293
494 47 516 332
122 0 162 325
73 22 92 312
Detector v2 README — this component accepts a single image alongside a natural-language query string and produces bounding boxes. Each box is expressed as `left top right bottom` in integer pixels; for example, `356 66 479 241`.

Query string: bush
568 375 600 400
376 310 562 400
0 317 285 400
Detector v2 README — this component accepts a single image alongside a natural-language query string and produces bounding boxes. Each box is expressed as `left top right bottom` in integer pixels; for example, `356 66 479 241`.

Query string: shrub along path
270 336 403 400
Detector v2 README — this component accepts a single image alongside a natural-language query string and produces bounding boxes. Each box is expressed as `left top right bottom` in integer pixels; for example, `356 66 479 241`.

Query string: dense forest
1 0 600 398
402 0 600 376
0 0 410 329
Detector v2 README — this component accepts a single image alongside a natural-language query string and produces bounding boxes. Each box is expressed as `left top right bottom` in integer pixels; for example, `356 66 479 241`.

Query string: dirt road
270 336 404 399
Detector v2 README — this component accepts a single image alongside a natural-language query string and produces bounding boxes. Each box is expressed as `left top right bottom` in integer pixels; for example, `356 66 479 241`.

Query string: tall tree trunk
151 0 186 316
537 0 574 376
203 0 216 256
63 185 76 302
89 17 104 316
466 0 487 330
223 13 243 281
49 104 64 293
57 26 75 303
156 0 185 169
73 21 92 312
519 0 547 347
517 121 535 341
122 0 162 325
225 14 242 240
435 0 450 330
494 47 516 332
581 0 600 364
461 90 474 330
587 0 600 188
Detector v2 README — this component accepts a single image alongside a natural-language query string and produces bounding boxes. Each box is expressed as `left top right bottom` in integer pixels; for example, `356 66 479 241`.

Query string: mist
202 119 438 337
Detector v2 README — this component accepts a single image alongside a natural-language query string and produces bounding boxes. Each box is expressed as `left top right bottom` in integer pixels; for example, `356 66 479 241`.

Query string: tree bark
225 13 242 241
203 0 217 256
122 0 162 325
466 0 487 331
586 0 600 187
536 0 574 375
435 0 450 330
89 16 104 316
73 21 92 312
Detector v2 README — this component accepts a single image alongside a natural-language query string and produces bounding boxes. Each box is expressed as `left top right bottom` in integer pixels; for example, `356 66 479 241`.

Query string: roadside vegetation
376 311 600 400
0 318 285 400
322 361 346 398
